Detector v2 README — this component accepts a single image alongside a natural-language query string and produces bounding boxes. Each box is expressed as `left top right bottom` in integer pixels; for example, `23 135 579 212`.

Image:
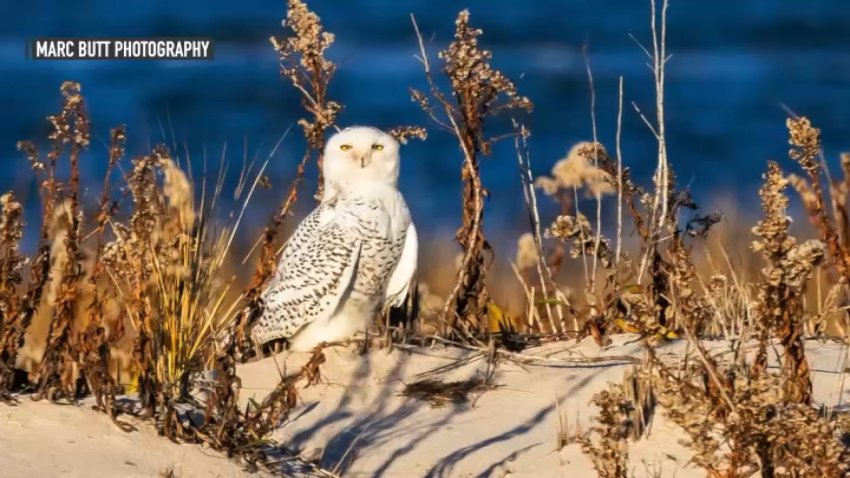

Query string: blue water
2 1 850 248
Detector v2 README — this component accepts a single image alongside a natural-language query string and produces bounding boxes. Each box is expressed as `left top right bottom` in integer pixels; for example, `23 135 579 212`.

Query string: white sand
237 336 849 477
1 335 847 477
0 399 265 478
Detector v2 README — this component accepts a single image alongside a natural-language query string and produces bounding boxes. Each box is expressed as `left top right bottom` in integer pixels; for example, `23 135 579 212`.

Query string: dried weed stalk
751 161 822 404
81 112 299 465
0 192 25 398
388 125 428 145
91 132 306 468
514 122 566 335
786 118 850 340
35 81 90 403
786 117 850 280
2 99 68 399
270 0 340 200
534 141 620 334
181 342 326 470
549 211 615 343
579 366 658 476
667 231 714 336
578 383 633 478
543 157 701 347
411 10 532 340
110 147 164 412
78 125 128 426
536 142 616 200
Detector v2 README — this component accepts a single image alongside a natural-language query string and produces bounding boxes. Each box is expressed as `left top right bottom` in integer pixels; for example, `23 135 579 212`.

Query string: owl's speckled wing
251 200 361 344
251 194 407 345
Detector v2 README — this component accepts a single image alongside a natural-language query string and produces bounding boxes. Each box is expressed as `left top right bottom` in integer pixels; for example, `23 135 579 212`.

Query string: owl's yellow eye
339 144 352 151
371 144 384 151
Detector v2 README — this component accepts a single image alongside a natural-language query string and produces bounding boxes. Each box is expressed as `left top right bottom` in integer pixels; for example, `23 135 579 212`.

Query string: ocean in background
2 0 849 251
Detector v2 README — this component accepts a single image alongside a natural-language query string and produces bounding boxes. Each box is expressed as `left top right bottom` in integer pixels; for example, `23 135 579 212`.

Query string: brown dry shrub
0 192 25 397
578 383 633 478
651 366 848 477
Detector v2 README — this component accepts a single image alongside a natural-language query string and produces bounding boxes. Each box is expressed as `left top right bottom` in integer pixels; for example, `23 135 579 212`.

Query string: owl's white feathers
385 223 418 307
251 126 417 351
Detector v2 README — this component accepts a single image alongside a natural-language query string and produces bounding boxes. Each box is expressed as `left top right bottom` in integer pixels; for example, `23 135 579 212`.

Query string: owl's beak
359 155 371 168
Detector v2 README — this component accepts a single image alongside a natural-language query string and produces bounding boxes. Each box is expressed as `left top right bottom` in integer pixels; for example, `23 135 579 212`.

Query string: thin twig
584 47 604 288
513 121 565 333
615 77 625 264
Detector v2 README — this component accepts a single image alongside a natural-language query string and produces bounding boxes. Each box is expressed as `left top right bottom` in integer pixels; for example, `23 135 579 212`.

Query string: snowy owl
251 126 418 351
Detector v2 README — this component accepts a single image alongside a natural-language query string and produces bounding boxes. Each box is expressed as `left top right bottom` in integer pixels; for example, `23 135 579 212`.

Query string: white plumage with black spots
251 126 417 351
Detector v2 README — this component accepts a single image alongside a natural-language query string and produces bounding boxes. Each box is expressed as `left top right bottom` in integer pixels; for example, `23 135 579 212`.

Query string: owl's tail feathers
249 314 295 349
387 278 414 308
248 315 267 345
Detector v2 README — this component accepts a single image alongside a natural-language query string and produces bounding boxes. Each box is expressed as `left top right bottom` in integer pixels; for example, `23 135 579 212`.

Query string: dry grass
400 376 497 407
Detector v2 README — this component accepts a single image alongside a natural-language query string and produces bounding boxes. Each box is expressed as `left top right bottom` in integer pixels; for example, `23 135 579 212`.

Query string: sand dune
2 335 848 477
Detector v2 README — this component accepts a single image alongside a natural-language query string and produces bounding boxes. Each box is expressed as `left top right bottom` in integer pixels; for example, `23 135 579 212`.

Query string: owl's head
323 126 401 197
